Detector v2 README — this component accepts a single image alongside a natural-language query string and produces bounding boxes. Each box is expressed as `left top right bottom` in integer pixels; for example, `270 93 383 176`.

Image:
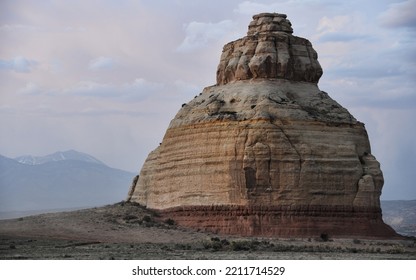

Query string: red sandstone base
156 205 399 239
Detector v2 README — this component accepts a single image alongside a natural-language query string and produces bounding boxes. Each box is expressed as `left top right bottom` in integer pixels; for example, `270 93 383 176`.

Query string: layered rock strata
127 13 397 238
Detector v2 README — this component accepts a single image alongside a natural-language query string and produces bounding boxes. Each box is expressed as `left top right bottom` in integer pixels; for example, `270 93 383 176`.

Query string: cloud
18 82 41 95
317 15 350 33
0 24 42 32
380 0 416 29
66 78 164 102
67 81 111 96
317 33 369 43
88 56 115 70
0 56 38 73
315 14 371 43
78 108 147 117
174 80 202 96
324 62 404 80
176 20 237 52
234 1 284 15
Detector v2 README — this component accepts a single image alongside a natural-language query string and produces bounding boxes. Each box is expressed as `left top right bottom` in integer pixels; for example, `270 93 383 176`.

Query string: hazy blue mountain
14 149 105 165
381 200 416 237
0 151 136 215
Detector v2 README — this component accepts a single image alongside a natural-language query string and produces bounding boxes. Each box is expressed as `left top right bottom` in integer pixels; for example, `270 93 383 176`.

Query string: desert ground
0 202 415 260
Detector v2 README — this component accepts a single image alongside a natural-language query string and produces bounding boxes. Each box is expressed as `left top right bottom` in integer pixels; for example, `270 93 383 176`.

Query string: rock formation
127 13 397 238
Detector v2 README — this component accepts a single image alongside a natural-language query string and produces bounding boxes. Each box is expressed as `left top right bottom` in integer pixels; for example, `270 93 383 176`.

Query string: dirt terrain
0 202 415 260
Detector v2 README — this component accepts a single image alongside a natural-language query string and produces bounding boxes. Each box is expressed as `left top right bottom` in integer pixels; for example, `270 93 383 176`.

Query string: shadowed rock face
127 13 397 238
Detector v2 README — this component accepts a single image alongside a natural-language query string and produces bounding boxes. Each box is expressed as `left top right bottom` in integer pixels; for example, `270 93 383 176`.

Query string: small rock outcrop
127 13 397 238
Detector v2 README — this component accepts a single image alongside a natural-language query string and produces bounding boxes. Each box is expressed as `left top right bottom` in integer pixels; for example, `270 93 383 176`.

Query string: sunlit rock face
216 13 322 85
127 13 397 238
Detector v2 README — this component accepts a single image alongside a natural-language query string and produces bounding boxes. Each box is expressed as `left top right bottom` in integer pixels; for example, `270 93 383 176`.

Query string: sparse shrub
175 244 191 250
142 215 152 223
353 239 361 244
201 238 231 251
387 246 405 254
320 233 329 242
202 241 212 250
123 214 138 221
161 245 171 251
208 237 225 251
231 240 254 251
211 241 223 251
349 248 358 253
221 239 230 246
164 218 175 226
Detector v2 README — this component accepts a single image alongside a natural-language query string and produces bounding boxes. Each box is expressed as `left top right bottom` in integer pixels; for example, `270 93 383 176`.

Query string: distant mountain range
0 150 136 217
381 200 416 237
14 150 105 166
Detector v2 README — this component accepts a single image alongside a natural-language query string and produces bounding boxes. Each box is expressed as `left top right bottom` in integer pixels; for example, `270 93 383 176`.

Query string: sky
1 0 415 200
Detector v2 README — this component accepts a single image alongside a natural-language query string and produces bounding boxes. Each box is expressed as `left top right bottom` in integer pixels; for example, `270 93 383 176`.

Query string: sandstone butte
127 13 398 238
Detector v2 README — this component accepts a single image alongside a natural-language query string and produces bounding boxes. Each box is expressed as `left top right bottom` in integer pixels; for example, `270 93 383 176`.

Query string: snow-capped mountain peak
14 150 105 166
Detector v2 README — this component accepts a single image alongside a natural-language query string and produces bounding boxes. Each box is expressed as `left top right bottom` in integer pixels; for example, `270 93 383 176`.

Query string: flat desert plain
0 202 415 259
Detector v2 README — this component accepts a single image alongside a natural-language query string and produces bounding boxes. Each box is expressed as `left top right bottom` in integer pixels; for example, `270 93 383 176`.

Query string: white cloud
0 24 42 32
380 0 416 29
88 56 115 70
174 80 202 97
315 14 371 43
0 56 37 73
317 15 350 33
176 20 237 52
66 78 164 102
18 82 41 95
67 81 110 96
234 1 284 15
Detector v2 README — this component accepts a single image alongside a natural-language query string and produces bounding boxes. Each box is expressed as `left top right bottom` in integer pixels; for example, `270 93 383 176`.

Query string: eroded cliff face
216 13 322 85
127 13 396 238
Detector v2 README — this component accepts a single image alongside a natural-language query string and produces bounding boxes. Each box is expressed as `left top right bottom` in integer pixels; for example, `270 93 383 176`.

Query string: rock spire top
216 13 322 85
248 13 293 35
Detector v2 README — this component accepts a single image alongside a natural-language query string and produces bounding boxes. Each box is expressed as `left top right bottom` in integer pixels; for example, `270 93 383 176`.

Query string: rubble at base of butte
127 13 398 238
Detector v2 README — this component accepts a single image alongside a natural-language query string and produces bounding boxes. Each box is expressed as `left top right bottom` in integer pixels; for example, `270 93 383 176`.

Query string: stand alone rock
127 13 397 238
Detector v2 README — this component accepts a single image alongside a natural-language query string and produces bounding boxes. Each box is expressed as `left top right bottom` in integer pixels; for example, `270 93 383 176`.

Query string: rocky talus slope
127 13 397 238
